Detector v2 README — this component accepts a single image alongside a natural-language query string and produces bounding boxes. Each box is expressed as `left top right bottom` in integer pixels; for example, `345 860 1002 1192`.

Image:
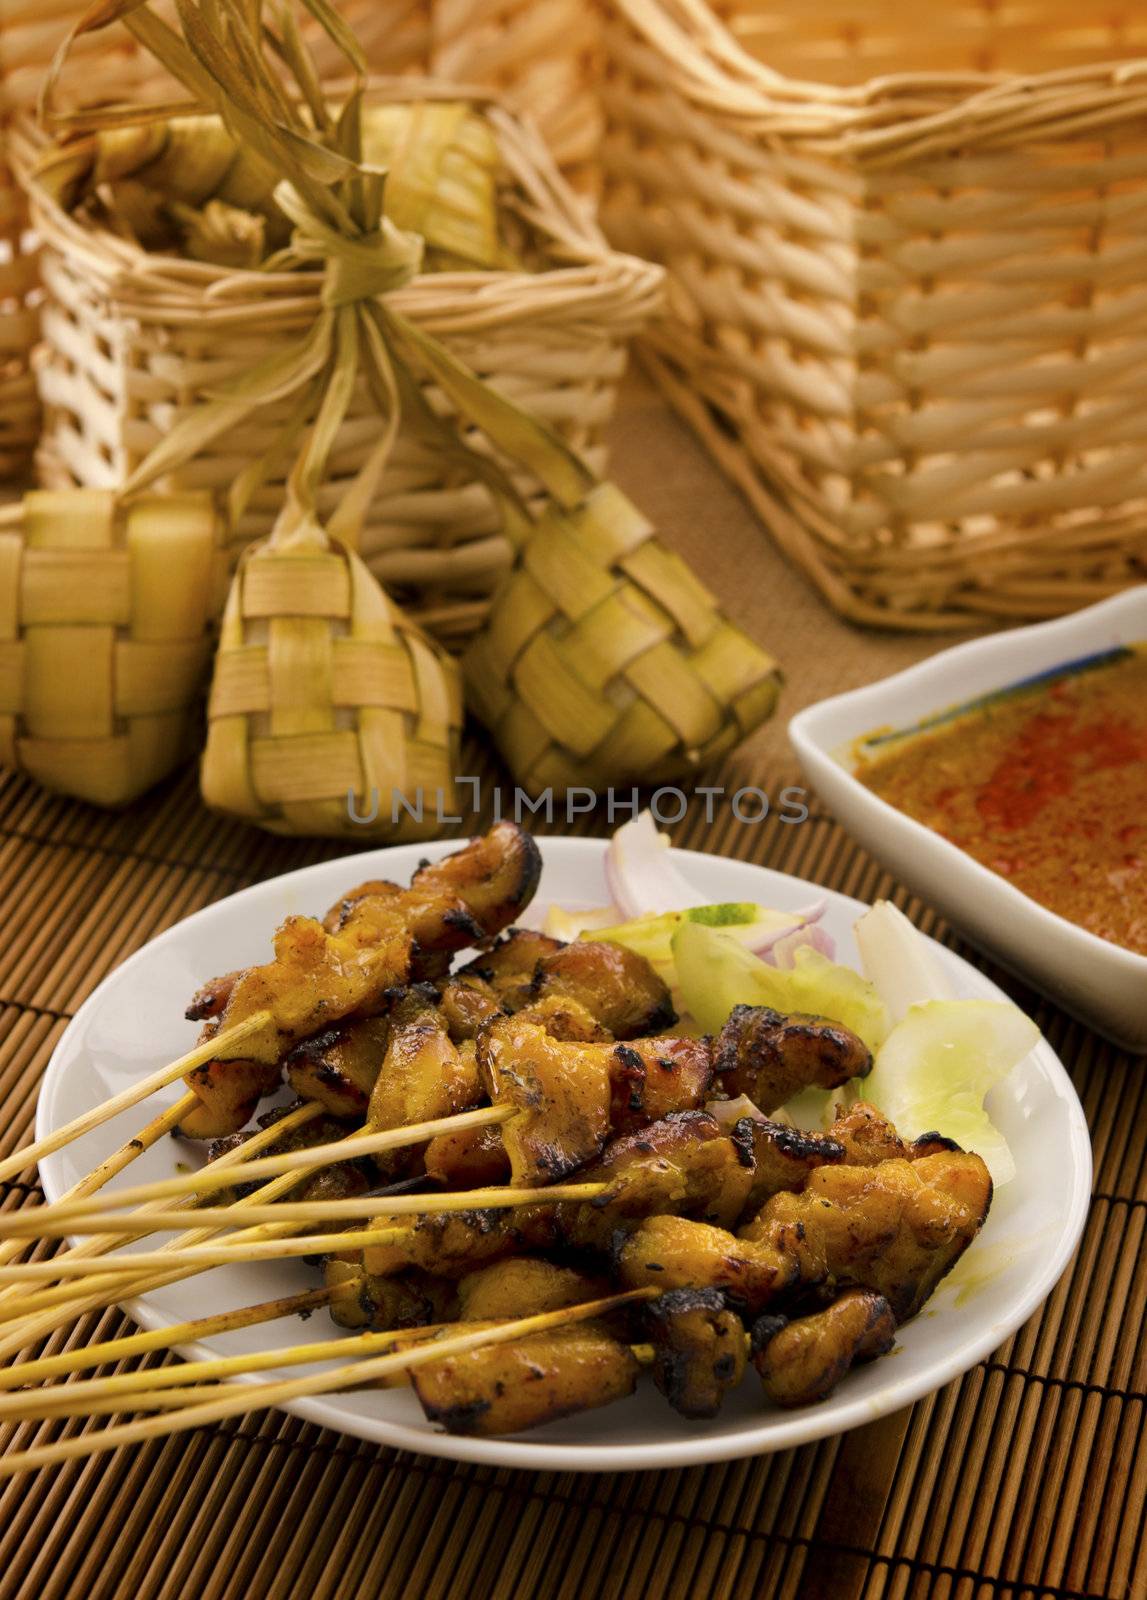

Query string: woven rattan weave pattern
599 0 1147 629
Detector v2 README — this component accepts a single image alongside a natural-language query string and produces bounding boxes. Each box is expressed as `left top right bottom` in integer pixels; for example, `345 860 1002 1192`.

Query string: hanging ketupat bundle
0 489 224 805
41 0 777 828
383 317 783 795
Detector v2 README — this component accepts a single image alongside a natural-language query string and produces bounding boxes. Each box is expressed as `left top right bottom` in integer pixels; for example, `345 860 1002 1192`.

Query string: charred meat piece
176 1053 283 1139
361 1206 553 1280
407 822 543 949
193 825 538 1085
529 941 676 1039
827 1101 961 1166
436 977 504 1042
412 1322 639 1437
608 1038 714 1136
324 1255 371 1329
459 928 565 1011
185 970 243 1022
740 1118 845 1213
751 1289 896 1407
644 1287 747 1418
615 1214 797 1316
207 1103 369 1205
285 1015 390 1118
478 1017 613 1185
424 1123 511 1189
368 990 483 1135
458 1258 608 1321
556 1112 757 1255
358 1269 458 1332
715 1005 871 1113
512 994 614 1043
741 1151 992 1321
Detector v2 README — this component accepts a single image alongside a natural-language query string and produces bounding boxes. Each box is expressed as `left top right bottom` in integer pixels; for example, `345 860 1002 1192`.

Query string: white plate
38 837 1091 1472
789 587 1147 1053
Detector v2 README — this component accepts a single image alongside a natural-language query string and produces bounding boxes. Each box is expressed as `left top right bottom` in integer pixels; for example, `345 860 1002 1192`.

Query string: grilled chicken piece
412 1322 639 1436
181 824 538 1133
555 1112 757 1254
424 1122 512 1189
615 1214 797 1315
357 1269 458 1332
741 1151 992 1321
460 929 565 1010
512 994 613 1043
478 1017 614 1184
176 1053 283 1138
407 824 543 947
740 1118 845 1212
644 1288 747 1418
368 991 483 1136
437 977 504 1041
185 970 243 1022
751 1290 896 1406
361 1206 551 1279
324 1256 371 1328
457 1258 607 1321
285 1015 390 1117
715 1005 872 1114
827 1101 959 1166
608 1038 714 1135
529 940 676 1039
206 1103 368 1205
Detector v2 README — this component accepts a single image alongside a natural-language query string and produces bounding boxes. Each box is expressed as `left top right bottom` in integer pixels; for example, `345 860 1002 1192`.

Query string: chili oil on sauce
856 647 1147 955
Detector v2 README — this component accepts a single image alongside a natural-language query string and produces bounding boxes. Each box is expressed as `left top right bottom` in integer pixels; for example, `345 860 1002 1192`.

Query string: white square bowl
789 587 1147 1052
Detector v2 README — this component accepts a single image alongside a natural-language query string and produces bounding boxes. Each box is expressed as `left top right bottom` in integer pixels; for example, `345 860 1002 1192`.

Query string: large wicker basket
24 87 662 646
600 0 1147 627
0 139 38 481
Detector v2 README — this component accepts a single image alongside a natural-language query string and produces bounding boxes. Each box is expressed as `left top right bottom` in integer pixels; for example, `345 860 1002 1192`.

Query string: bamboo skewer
0 1291 657 1475
0 1184 608 1283
0 1321 442 1418
0 1103 514 1233
6 1182 610 1240
1 1330 670 1422
0 1101 324 1326
0 1091 200 1306
0 1286 340 1390
0 1011 274 1187
0 1106 326 1354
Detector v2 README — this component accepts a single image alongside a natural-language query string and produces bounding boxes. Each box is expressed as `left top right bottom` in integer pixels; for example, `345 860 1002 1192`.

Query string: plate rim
36 835 1094 1472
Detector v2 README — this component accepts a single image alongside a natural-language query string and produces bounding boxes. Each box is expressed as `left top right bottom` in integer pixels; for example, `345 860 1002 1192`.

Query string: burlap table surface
0 375 1140 1599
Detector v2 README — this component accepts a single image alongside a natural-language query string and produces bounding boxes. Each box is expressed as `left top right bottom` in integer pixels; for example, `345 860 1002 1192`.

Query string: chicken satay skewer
0 1105 515 1236
0 1186 608 1283
0 1284 342 1391
0 1110 333 1350
0 1091 199 1292
0 1320 452 1419
0 1012 275 1189
0 1289 656 1476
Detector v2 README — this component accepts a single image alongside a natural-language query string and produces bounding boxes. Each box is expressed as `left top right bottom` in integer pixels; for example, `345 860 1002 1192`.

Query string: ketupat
0 489 226 806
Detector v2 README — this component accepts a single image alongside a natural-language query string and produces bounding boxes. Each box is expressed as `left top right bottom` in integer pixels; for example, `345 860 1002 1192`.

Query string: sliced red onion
766 923 837 970
605 811 707 919
748 897 828 959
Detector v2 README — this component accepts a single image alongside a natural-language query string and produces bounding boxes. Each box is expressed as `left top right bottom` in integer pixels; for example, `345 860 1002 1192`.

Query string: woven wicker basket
0 487 226 805
24 86 661 647
0 140 38 481
346 0 602 175
600 0 1147 627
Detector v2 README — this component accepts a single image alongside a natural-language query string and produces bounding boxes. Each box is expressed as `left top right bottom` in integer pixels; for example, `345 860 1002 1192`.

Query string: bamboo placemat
0 379 1143 1599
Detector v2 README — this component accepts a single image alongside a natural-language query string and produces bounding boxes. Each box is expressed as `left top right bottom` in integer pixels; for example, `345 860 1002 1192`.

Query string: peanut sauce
856 648 1147 955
